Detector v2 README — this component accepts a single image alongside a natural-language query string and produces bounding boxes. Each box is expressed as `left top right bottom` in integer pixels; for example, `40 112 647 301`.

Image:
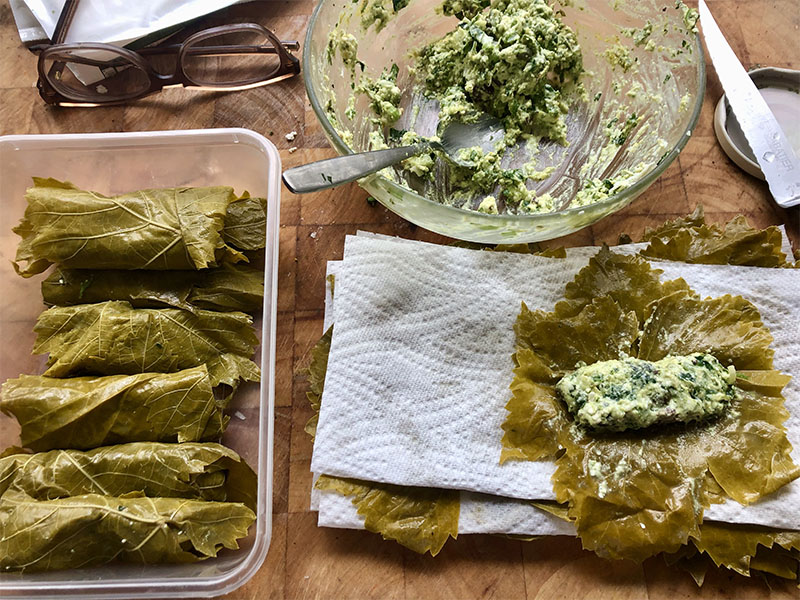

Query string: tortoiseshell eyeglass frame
35 0 300 107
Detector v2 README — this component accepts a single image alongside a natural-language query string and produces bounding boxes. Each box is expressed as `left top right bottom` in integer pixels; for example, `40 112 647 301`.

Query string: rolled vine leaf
0 493 255 572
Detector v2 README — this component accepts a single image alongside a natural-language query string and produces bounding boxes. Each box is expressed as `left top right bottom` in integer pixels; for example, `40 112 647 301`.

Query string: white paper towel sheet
311 234 800 531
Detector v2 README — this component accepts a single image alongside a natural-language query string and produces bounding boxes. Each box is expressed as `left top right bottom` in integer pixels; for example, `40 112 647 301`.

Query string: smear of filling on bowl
323 0 699 215
556 353 736 432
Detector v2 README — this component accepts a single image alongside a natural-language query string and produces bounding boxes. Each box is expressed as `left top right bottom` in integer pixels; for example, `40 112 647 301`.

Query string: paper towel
311 235 800 530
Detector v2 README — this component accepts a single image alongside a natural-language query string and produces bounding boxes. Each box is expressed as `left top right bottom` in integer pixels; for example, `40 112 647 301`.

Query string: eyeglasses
36 0 301 106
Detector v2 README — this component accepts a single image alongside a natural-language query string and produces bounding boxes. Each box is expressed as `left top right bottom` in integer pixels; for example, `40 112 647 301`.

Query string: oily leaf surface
503 249 799 562
0 442 257 510
315 475 459 556
538 500 800 582
689 521 800 578
0 493 254 572
304 326 332 439
641 206 789 267
555 246 692 321
13 178 248 276
514 296 639 378
42 263 264 313
0 367 227 451
639 291 774 369
33 301 260 386
502 296 638 462
222 194 268 251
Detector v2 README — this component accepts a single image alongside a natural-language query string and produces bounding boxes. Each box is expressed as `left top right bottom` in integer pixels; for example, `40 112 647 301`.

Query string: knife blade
698 0 800 208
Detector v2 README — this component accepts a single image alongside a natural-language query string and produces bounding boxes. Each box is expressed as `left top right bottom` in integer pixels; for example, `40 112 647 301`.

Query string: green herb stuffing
355 63 403 127
556 353 736 432
415 0 584 145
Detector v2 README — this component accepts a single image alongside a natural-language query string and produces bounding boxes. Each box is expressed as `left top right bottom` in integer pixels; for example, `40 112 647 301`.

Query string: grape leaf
502 249 799 561
42 263 264 313
554 246 693 321
0 493 255 572
0 367 228 451
0 442 257 510
12 178 265 276
33 301 260 386
306 328 460 555
640 205 790 267
222 193 268 251
689 521 800 578
533 499 800 583
304 326 333 439
315 475 459 556
638 290 774 370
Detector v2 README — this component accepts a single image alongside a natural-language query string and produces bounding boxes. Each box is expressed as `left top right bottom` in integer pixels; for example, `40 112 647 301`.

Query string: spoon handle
282 144 427 193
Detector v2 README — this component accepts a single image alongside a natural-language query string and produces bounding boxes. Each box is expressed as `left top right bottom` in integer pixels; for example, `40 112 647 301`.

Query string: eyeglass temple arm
136 41 300 56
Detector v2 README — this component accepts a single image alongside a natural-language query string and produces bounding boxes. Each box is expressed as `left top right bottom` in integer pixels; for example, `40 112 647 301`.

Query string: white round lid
713 67 800 180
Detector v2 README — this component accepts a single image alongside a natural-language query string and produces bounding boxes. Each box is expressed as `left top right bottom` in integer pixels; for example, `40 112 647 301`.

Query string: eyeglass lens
182 29 282 86
43 49 150 100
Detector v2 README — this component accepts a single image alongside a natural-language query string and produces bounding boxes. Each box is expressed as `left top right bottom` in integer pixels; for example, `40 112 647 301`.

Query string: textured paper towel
311 235 800 530
316 241 799 534
319 255 575 535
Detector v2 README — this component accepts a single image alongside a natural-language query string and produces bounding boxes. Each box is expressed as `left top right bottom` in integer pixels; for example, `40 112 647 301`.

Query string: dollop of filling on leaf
556 353 736 432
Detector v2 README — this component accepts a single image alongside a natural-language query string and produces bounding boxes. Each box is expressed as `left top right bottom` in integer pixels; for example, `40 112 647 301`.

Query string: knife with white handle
699 0 800 208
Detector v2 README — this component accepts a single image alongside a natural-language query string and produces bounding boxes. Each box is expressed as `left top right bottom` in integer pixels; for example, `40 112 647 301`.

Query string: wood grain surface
1 1 798 598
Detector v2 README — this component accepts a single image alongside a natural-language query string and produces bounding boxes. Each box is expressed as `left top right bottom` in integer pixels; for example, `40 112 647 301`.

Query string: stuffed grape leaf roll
41 263 264 313
13 178 267 276
0 493 255 572
33 301 261 386
0 442 257 510
0 367 228 451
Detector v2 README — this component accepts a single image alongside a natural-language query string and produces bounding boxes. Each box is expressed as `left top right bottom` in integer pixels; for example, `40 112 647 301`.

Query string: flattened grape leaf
33 301 260 387
0 442 257 510
304 327 332 439
641 206 790 267
222 194 268 251
42 263 264 313
639 291 774 369
689 521 800 578
315 475 459 556
0 493 254 572
501 369 566 462
502 297 638 463
13 178 249 276
503 248 799 562
515 296 639 376
0 367 228 451
533 498 800 583
555 246 693 321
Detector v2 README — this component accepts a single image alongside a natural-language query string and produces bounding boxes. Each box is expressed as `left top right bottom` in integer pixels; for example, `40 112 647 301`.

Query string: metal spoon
282 114 504 194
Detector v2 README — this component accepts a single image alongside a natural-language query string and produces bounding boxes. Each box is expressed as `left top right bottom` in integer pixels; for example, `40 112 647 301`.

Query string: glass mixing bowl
304 0 705 243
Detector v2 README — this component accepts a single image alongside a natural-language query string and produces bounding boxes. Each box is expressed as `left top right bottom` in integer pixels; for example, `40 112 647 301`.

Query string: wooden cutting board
0 0 797 597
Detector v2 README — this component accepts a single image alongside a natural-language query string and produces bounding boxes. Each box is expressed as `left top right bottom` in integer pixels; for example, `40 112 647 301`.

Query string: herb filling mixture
415 0 584 145
557 353 736 432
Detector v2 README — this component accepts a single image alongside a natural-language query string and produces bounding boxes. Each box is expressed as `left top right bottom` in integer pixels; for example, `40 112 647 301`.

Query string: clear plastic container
0 128 279 598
